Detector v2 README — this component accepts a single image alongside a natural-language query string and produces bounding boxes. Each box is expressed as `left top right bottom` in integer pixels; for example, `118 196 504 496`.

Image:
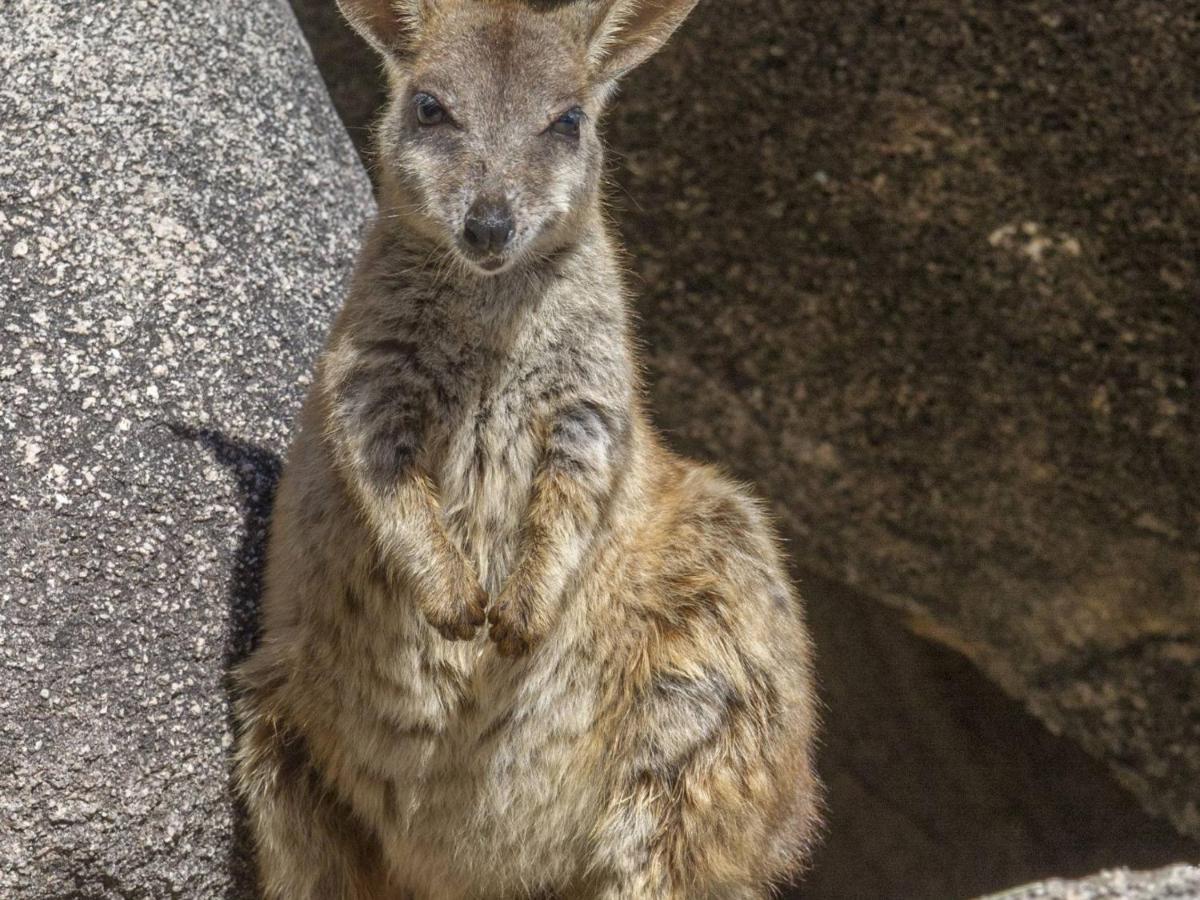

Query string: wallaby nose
463 196 515 255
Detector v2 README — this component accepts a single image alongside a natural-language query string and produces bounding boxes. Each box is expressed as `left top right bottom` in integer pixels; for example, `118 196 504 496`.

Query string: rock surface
983 865 1200 900
0 1 371 896
789 573 1196 900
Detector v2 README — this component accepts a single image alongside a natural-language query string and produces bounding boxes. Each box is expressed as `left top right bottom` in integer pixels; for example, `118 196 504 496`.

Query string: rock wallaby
235 1 821 896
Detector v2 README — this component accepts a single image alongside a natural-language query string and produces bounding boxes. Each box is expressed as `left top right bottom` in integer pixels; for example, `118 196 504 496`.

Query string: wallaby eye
414 92 447 126
549 106 584 139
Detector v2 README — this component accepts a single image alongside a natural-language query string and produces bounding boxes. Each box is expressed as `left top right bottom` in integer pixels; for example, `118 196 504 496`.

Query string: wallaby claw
487 583 541 658
426 582 488 642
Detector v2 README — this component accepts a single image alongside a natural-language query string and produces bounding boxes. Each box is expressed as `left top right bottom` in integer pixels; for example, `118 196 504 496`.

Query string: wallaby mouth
457 244 513 276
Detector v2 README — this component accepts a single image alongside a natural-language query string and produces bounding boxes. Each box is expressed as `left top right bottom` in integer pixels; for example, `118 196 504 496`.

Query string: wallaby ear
337 0 435 59
585 0 701 87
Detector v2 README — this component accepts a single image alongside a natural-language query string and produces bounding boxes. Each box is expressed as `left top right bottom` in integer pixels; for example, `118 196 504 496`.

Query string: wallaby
234 1 821 897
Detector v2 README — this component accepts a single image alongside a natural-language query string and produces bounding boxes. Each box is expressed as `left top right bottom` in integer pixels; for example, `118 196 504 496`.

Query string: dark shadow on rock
167 423 283 900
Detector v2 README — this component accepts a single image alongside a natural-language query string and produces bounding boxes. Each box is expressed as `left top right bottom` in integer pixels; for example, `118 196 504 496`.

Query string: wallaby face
340 0 700 276
385 9 600 275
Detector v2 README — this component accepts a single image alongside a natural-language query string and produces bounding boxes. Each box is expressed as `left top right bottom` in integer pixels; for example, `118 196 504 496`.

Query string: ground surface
984 865 1200 900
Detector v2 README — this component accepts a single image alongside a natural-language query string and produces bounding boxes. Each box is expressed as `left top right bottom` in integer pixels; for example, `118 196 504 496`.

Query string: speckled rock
0 1 371 896
982 865 1200 900
284 0 1200 850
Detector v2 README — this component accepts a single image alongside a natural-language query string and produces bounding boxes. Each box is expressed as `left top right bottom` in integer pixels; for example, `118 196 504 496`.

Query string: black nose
463 196 515 255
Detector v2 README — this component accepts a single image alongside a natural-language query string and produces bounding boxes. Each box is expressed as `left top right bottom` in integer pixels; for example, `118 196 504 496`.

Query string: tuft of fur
236 1 820 897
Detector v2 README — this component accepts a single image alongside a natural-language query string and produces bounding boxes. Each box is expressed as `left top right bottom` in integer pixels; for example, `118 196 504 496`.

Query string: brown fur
235 1 821 896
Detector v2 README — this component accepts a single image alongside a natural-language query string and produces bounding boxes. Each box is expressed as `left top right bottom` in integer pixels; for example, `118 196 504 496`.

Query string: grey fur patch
633 668 744 783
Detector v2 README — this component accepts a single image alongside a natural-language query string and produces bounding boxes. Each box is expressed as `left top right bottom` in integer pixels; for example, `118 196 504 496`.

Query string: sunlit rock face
982 865 1200 900
0 1 371 896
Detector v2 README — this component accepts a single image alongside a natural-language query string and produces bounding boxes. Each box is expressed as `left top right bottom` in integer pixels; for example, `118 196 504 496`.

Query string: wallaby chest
422 329 573 591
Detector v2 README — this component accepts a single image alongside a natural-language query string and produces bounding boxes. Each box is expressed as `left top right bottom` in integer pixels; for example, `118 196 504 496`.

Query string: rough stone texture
791 573 1196 900
0 1 371 896
982 865 1200 900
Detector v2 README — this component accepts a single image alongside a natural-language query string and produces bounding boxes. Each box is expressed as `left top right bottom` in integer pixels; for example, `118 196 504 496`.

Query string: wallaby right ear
584 0 701 88
337 0 433 59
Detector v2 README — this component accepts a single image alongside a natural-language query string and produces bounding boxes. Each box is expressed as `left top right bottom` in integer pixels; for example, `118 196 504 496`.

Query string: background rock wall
0 1 371 895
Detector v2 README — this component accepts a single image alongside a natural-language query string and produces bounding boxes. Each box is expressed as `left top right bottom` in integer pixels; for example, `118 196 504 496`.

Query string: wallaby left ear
585 0 702 87
337 0 439 61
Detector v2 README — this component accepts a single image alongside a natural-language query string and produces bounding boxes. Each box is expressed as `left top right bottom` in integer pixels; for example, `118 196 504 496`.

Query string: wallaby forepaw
424 581 488 642
487 583 544 658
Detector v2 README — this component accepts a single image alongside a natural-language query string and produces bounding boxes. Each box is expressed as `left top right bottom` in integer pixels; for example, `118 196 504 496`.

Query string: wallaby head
338 0 700 276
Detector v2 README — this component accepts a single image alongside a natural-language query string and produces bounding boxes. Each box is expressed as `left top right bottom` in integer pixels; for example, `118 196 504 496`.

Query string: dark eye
549 106 584 138
414 92 447 126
